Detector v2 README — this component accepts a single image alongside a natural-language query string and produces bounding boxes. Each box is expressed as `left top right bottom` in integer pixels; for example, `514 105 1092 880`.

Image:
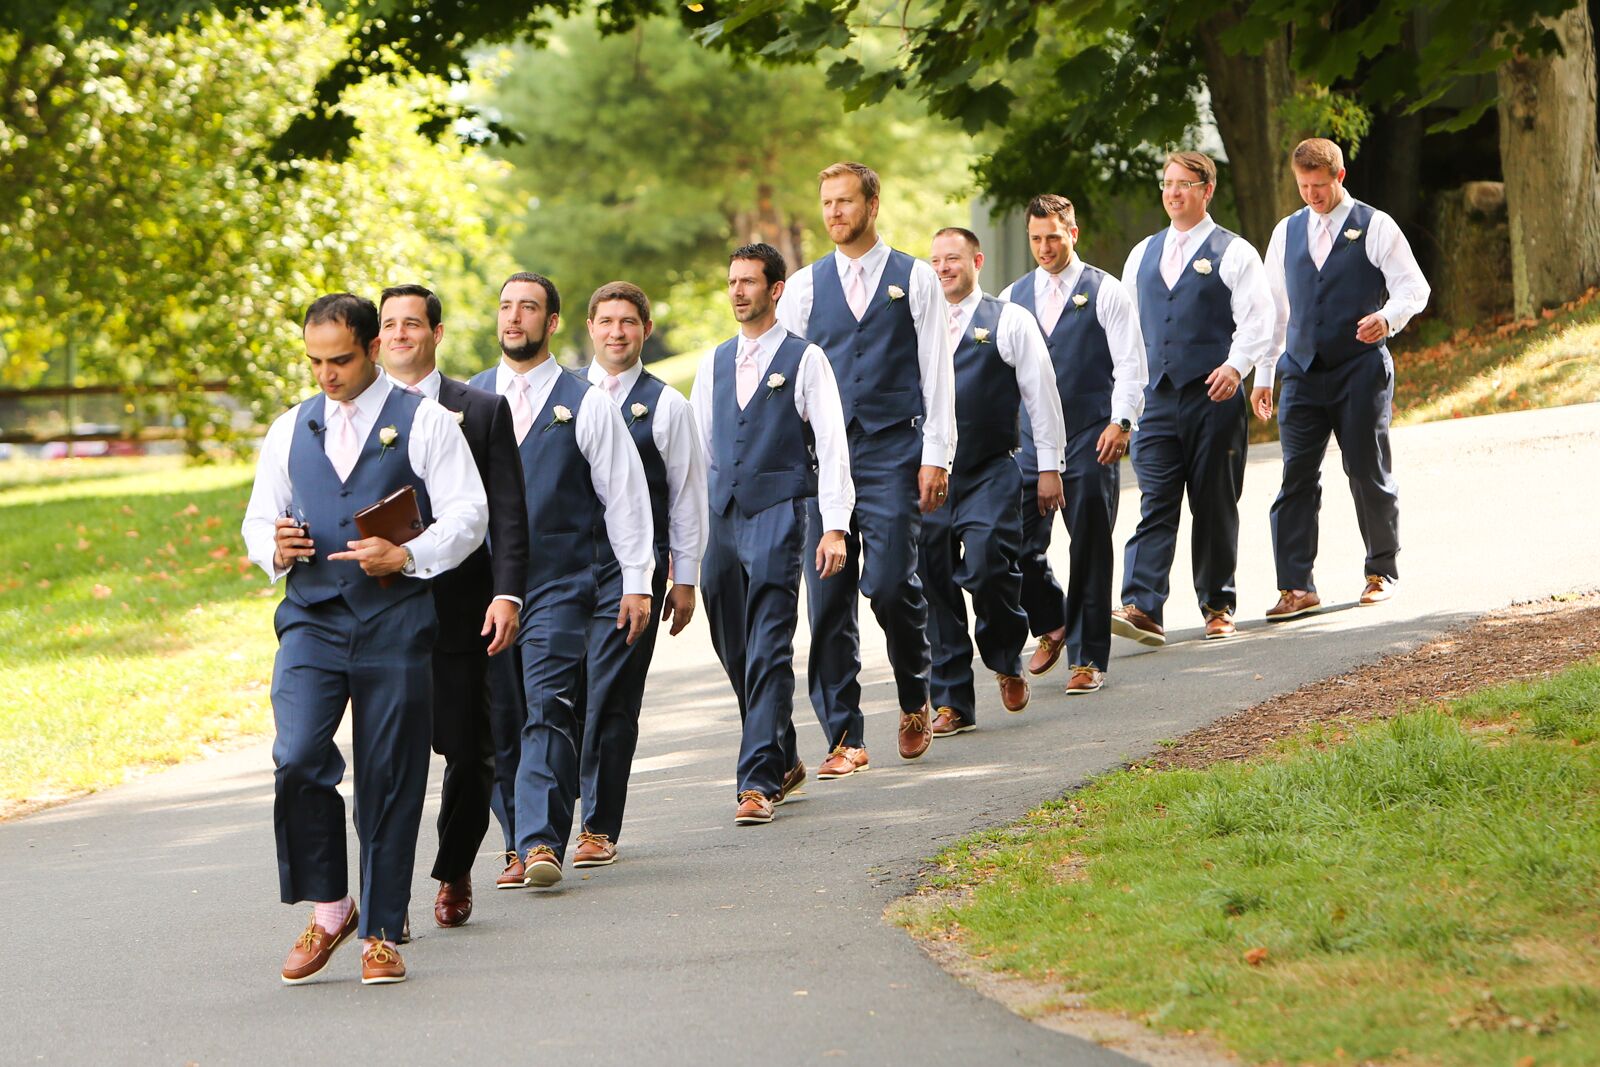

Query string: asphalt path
3 403 1597 1065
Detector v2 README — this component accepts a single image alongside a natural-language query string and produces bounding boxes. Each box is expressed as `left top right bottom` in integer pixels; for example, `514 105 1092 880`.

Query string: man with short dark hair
242 292 488 984
1115 151 1275 645
776 160 956 774
377 284 528 926
1257 138 1430 619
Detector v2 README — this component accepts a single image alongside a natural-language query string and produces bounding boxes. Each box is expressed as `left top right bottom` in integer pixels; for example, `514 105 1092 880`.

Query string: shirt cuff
621 565 654 597
920 436 954 469
491 593 523 610
1033 447 1062 473
671 555 699 587
820 507 853 533
1110 405 1140 432
406 541 441 579
1225 351 1256 378
1255 358 1279 391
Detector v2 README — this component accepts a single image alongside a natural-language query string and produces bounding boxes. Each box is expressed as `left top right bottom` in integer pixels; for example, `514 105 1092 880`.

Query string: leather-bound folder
353 484 425 589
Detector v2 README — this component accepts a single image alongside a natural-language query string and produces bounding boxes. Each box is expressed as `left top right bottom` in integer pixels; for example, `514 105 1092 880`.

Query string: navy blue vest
596 369 669 566
1135 225 1239 389
1283 201 1386 373
469 365 601 597
706 332 818 517
950 295 1017 474
285 386 435 622
1008 265 1116 447
806 250 923 433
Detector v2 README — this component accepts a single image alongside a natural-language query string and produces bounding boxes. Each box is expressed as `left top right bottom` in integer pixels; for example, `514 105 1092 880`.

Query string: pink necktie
844 261 868 320
328 401 361 482
1160 232 1186 289
1040 274 1067 334
602 374 624 404
508 374 533 444
947 304 964 352
402 384 422 396
1311 214 1334 270
735 340 760 409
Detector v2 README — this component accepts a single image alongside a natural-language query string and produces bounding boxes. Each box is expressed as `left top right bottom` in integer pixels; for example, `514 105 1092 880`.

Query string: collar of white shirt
586 359 642 403
1310 194 1357 237
395 368 442 402
948 287 985 332
496 355 560 397
833 236 889 281
739 320 788 365
1168 212 1217 254
323 368 395 426
1034 255 1084 302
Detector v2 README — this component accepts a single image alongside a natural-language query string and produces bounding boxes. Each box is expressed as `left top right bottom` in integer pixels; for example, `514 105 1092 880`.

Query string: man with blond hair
776 161 956 773
1257 138 1430 619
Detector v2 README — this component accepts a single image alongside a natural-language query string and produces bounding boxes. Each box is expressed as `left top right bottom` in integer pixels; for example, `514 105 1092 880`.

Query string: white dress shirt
242 369 488 583
948 288 1067 473
585 360 709 586
998 256 1148 428
1263 194 1431 388
492 358 657 597
690 321 856 533
775 237 957 468
1120 213 1277 381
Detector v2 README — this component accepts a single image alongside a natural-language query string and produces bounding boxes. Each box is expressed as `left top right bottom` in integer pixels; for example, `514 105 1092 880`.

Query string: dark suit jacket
432 375 530 654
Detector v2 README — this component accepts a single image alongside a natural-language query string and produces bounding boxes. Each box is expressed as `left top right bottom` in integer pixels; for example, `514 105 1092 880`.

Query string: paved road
4 404 1597 1065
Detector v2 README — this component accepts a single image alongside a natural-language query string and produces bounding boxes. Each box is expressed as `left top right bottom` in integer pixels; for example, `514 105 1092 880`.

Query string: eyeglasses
1157 179 1209 192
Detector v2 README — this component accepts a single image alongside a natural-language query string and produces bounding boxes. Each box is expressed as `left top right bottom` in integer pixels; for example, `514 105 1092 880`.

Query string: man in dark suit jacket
379 284 529 928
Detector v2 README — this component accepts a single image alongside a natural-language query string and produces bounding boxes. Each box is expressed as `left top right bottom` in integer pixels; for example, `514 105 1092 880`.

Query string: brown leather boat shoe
281 905 359 984
930 706 975 737
521 844 562 888
735 790 774 825
1203 609 1237 640
996 672 1030 713
1064 666 1105 695
360 938 407 985
571 831 617 868
778 760 807 804
1359 575 1396 605
816 744 869 780
1266 589 1322 621
898 705 932 761
1026 628 1067 676
1110 604 1166 646
495 851 525 889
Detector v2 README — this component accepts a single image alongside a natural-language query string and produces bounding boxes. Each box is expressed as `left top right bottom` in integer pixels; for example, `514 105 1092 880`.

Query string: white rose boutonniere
628 402 649 427
766 372 787 398
1344 228 1363 242
1192 258 1214 275
886 285 906 301
451 409 466 425
973 327 991 344
378 425 399 457
1072 293 1089 309
542 405 574 433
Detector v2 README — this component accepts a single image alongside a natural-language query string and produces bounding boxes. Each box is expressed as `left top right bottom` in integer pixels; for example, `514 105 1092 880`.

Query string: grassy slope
901 664 1600 1066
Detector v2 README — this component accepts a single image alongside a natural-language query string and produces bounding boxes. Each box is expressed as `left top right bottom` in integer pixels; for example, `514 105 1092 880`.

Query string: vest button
733 460 742 466
340 518 350 527
338 578 348 587
340 490 351 498
732 479 740 487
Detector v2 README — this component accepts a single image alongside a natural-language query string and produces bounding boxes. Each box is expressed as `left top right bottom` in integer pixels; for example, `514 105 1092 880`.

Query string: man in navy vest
376 284 529 929
242 293 488 985
921 227 1065 738
467 272 656 890
1116 151 1276 645
999 194 1147 695
775 160 956 775
574 281 707 865
694 242 853 825
1256 138 1430 619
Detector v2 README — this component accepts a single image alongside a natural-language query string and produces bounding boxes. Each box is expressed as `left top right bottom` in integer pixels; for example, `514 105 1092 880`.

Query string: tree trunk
1497 4 1600 316
731 180 806 274
1197 17 1311 251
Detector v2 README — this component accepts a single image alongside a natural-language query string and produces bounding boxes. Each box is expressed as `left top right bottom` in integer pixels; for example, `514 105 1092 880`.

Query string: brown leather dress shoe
1266 589 1322 621
1110 604 1166 646
495 852 525 889
778 760 807 804
735 790 774 825
360 938 407 985
816 744 869 779
1064 666 1105 694
996 673 1030 713
522 844 563 888
571 831 617 868
930 706 975 737
898 705 932 761
1203 609 1237 640
434 877 472 928
282 906 359 984
1027 628 1066 676
1359 575 1396 605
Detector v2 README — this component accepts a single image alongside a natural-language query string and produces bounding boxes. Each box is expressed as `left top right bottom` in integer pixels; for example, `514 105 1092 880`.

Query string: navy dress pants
429 644 495 883
705 498 808 798
1121 377 1248 625
513 569 597 863
577 553 669 843
803 420 931 747
271 593 435 942
484 641 524 856
919 453 1027 723
1271 349 1400 592
1016 421 1119 671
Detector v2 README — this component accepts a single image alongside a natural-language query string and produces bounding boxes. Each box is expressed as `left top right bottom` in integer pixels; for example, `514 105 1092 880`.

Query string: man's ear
433 323 445 346
973 250 985 274
771 279 786 303
642 319 655 341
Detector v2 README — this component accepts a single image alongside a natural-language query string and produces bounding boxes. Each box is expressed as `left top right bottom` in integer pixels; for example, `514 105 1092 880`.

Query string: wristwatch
401 547 417 576
1114 418 1131 432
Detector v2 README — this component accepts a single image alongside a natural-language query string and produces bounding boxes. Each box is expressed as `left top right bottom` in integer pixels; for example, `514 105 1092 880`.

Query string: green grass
901 662 1600 1065
0 456 276 812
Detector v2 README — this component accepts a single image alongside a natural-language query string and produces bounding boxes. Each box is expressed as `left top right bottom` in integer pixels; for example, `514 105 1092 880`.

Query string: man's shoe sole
1203 628 1238 641
735 812 773 825
1266 603 1323 622
361 972 407 986
522 863 562 888
1110 615 1166 646
931 723 977 738
1064 682 1104 696
570 855 616 868
815 766 866 780
494 880 524 890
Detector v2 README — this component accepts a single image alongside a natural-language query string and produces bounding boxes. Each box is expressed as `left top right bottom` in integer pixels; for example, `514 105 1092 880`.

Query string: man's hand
1205 363 1243 402
1095 423 1130 466
1036 470 1065 515
662 584 696 636
481 599 520 656
327 536 406 576
815 529 848 578
1355 312 1389 345
918 465 950 514
1251 386 1275 421
272 515 314 570
617 593 652 645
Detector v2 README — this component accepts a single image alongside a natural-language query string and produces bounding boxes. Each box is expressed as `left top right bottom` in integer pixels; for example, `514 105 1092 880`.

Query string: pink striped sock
312 896 353 933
